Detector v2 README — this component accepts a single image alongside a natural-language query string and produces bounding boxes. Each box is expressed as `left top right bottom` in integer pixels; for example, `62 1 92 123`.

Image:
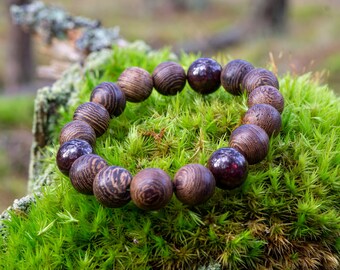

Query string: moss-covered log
1 45 339 269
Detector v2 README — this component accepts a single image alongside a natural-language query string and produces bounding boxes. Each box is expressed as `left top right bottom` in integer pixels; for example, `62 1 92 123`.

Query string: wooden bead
247 85 284 114
93 166 132 208
130 168 173 210
117 67 153 103
229 124 269 165
242 68 279 95
221 59 254 95
73 102 110 137
59 120 96 146
69 154 108 195
242 104 282 137
56 139 93 175
174 163 215 205
152 62 186 96
207 148 248 190
187 58 222 95
90 82 126 117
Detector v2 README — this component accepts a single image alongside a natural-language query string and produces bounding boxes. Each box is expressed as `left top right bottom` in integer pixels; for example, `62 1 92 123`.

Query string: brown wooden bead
59 120 96 146
242 104 282 137
56 139 93 176
130 168 173 210
242 68 279 95
174 163 215 206
152 62 186 96
90 82 126 117
221 59 254 95
247 85 284 114
93 166 132 208
229 124 269 165
73 102 110 137
117 67 153 103
69 154 108 195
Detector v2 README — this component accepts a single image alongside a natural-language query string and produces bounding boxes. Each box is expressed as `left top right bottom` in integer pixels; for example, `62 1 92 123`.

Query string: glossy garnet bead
207 147 248 190
187 58 222 95
56 139 93 175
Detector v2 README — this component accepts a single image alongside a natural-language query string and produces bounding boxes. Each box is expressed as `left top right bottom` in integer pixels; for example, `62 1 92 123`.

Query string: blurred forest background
0 0 339 212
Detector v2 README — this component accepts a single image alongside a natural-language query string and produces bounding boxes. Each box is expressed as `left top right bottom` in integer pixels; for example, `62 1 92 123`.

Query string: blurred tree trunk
5 0 34 94
175 0 289 53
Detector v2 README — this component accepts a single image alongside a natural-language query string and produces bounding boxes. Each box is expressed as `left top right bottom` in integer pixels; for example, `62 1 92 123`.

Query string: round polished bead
73 102 110 137
174 163 215 205
187 58 222 95
130 168 173 211
93 166 133 208
247 85 284 114
242 104 282 137
229 124 269 165
242 68 279 95
59 120 96 146
207 148 248 190
90 82 126 117
69 154 108 194
221 59 254 95
56 139 93 175
152 62 186 96
117 67 153 103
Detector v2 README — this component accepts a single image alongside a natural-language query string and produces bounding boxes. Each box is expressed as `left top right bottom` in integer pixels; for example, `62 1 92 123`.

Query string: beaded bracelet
56 58 284 211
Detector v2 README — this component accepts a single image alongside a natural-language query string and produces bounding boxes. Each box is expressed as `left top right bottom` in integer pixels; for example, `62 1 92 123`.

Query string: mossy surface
1 46 339 270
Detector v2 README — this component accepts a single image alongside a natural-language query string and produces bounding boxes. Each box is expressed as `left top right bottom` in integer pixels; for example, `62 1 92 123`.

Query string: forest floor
0 0 339 212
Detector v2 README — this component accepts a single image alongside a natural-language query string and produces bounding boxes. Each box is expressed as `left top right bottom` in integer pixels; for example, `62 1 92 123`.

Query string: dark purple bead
207 147 248 190
187 58 222 95
56 139 93 176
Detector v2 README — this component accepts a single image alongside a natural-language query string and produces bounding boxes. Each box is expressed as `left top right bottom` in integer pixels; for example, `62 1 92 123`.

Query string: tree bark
174 0 289 54
5 0 34 94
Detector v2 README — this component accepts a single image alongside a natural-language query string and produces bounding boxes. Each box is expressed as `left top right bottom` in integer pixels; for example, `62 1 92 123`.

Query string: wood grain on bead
56 139 93 175
69 154 108 195
73 102 110 137
187 58 222 95
152 62 186 96
221 59 254 95
93 166 132 208
117 67 153 103
242 104 282 137
207 147 248 190
90 82 126 117
247 85 284 114
174 163 215 206
242 68 279 95
59 120 96 146
229 124 269 165
130 168 173 210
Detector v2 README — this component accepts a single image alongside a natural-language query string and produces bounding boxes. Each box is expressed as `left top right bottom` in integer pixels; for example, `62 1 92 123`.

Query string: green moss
0 95 34 128
1 46 339 269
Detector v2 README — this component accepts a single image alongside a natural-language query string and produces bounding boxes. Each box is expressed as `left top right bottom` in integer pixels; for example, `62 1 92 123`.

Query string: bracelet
56 58 284 211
